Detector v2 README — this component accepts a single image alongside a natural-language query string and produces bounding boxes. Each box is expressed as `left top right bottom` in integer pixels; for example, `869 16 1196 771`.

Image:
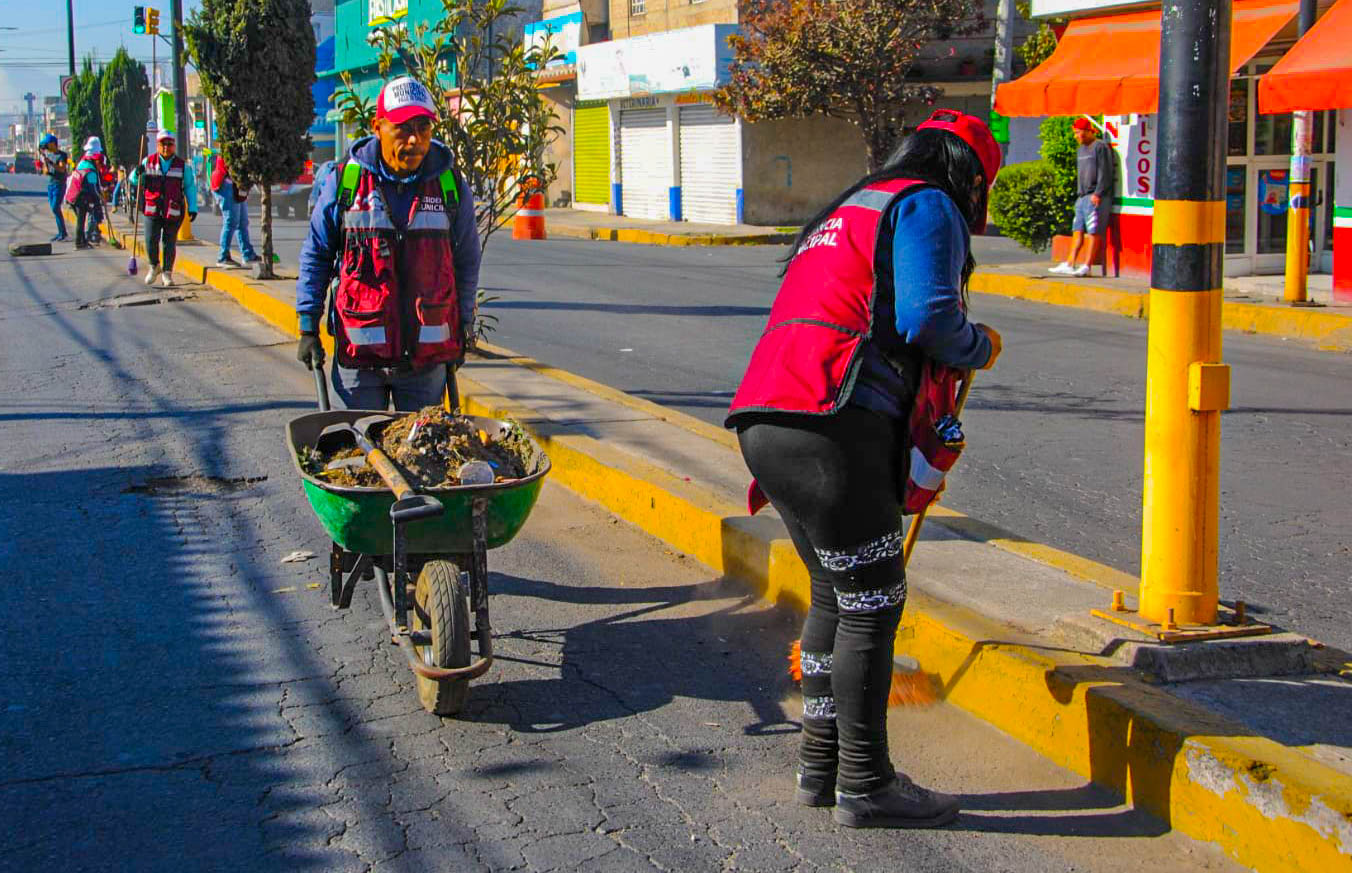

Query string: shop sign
525 7 583 67
619 96 661 110
1113 114 1154 199
578 24 737 100
1029 0 1155 18
369 0 407 27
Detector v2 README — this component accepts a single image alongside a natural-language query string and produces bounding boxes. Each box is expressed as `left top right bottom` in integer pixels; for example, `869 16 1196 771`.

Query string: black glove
189 212 198 221
297 332 325 370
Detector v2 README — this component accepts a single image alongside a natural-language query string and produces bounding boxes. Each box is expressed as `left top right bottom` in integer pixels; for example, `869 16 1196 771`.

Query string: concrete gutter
106 219 1352 873
970 271 1352 353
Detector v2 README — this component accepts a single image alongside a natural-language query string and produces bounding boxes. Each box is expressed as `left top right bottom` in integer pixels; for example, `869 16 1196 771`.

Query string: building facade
997 0 1351 295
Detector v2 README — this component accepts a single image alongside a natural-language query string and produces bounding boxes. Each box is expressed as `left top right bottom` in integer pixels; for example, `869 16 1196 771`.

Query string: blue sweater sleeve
450 170 481 333
295 168 343 332
889 189 991 370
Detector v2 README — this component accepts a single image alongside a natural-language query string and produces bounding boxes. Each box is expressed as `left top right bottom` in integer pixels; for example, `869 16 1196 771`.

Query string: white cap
156 129 176 142
83 136 103 153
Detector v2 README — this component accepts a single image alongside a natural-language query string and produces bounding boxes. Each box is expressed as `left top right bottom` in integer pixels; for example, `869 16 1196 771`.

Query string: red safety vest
333 164 462 370
727 178 926 419
729 177 969 515
141 155 186 220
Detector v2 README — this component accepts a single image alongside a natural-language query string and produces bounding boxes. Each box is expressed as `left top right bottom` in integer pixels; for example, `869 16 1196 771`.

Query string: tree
1038 115 1079 235
187 0 315 279
67 57 104 152
1015 1 1062 70
100 47 151 171
334 0 564 253
713 0 983 171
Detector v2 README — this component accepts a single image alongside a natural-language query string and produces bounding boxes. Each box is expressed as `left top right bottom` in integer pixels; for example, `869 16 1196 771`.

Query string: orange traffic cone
512 187 546 240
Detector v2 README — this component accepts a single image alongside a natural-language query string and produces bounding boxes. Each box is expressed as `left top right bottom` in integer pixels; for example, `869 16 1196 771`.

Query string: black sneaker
795 768 836 807
833 774 960 829
216 256 242 268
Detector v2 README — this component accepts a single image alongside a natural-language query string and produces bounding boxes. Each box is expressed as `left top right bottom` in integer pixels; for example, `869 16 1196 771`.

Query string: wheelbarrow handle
313 363 331 412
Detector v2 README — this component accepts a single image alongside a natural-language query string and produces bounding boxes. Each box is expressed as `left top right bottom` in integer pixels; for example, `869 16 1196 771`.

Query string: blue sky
0 0 201 115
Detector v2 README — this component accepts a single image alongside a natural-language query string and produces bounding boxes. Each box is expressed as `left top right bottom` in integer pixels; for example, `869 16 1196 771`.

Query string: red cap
376 76 438 125
1072 116 1095 132
916 109 1002 189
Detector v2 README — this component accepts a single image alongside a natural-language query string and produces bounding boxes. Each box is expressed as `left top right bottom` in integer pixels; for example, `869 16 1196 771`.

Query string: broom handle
902 369 975 568
129 134 147 250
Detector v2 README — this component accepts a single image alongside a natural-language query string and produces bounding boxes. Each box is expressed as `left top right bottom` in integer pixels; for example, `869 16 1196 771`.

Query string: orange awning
995 0 1297 117
1258 0 1352 112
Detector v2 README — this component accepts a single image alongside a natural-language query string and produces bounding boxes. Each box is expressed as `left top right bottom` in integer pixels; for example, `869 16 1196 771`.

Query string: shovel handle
365 447 416 502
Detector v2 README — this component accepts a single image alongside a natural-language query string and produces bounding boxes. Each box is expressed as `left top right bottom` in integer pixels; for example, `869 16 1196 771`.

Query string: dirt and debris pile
302 407 535 489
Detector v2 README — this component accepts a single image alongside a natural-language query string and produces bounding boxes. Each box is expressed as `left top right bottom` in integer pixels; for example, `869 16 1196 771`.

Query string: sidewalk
543 208 796 246
101 214 1352 873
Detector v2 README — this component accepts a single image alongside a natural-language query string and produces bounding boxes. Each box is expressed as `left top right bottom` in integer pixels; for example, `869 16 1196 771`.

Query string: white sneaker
1048 262 1073 274
144 266 160 286
1071 264 1091 277
160 271 174 288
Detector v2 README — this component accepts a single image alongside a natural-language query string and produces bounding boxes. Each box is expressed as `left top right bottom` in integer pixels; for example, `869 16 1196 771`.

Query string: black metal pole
1139 0 1232 625
171 0 188 154
66 0 75 76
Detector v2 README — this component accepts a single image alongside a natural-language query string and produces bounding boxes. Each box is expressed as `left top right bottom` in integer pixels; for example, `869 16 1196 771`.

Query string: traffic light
133 6 146 34
191 99 205 129
146 7 160 35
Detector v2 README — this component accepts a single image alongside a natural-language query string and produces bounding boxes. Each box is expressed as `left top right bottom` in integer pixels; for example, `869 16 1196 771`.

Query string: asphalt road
0 183 1244 872
72 178 1352 650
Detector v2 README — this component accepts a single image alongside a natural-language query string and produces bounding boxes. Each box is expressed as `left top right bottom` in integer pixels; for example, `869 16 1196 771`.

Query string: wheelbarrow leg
329 544 367 611
469 497 494 663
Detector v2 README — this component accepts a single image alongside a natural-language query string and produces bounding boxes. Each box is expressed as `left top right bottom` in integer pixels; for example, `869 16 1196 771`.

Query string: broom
789 370 976 708
127 134 147 275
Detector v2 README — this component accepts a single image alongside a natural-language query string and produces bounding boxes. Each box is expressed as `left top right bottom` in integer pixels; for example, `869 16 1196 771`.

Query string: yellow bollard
178 210 193 242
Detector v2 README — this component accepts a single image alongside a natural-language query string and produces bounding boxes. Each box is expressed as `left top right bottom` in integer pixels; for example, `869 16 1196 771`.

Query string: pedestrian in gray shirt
1051 117 1115 277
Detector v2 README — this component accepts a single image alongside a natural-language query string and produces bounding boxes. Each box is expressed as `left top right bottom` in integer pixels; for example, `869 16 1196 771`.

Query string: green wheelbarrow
287 407 550 716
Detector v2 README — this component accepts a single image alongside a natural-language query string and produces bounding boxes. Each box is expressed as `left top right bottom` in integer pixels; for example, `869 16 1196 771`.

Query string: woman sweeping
726 110 1004 829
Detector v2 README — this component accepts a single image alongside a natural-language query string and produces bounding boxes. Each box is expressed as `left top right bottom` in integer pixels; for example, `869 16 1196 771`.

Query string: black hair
782 127 988 283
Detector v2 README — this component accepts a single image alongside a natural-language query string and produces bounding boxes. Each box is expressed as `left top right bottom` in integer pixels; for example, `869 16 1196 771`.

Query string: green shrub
989 160 1064 252
1039 115 1080 233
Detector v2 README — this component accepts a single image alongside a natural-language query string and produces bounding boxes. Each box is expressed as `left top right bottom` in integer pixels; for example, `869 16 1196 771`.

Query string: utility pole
171 0 193 240
66 0 75 77
1139 0 1232 627
1282 0 1317 303
988 0 1016 157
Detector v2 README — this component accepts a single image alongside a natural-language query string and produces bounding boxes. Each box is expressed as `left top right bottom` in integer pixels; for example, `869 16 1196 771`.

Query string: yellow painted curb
970 270 1352 352
544 221 793 247
98 213 1352 872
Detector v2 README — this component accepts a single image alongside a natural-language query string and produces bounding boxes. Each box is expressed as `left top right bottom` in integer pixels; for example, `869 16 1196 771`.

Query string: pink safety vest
333 166 462 370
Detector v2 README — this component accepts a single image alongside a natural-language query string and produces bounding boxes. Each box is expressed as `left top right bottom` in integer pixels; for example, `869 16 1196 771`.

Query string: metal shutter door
574 102 610 206
678 105 739 224
619 108 671 220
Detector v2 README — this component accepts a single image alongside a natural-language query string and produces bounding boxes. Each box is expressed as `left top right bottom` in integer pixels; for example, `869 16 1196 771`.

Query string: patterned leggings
737 406 906 794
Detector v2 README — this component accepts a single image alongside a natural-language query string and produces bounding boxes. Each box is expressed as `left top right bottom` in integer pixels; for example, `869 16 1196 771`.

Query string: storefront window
1313 111 1325 154
1326 165 1336 252
1256 168 1289 254
1254 112 1294 156
1226 166 1246 254
1228 81 1248 156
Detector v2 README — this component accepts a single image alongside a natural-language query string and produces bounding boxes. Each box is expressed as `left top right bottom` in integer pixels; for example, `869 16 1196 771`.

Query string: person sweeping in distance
725 110 1004 830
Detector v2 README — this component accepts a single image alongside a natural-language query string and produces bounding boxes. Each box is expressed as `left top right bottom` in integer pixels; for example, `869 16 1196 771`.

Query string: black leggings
738 407 905 794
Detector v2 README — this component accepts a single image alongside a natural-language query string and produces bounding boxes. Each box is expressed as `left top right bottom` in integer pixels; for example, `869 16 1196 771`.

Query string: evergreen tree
187 0 315 278
100 48 152 171
67 57 104 152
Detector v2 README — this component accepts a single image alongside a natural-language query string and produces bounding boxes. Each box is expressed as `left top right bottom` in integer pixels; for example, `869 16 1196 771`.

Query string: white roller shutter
678 105 740 224
619 108 671 220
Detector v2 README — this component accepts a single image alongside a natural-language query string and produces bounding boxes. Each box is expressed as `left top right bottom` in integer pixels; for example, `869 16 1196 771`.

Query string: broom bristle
790 637 937 707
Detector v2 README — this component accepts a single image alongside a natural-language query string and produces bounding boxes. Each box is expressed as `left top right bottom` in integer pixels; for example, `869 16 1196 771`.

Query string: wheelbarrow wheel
411 560 472 715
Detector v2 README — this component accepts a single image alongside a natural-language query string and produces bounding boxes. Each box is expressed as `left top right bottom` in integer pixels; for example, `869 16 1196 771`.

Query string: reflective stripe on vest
726 178 925 420
908 445 946 491
419 324 451 343
346 326 388 346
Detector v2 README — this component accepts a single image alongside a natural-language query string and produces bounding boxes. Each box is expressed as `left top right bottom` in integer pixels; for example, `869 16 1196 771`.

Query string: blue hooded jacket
295 136 481 337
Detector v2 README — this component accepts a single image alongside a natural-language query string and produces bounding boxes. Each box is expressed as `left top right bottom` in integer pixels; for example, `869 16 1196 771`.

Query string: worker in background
39 134 69 242
137 130 198 288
